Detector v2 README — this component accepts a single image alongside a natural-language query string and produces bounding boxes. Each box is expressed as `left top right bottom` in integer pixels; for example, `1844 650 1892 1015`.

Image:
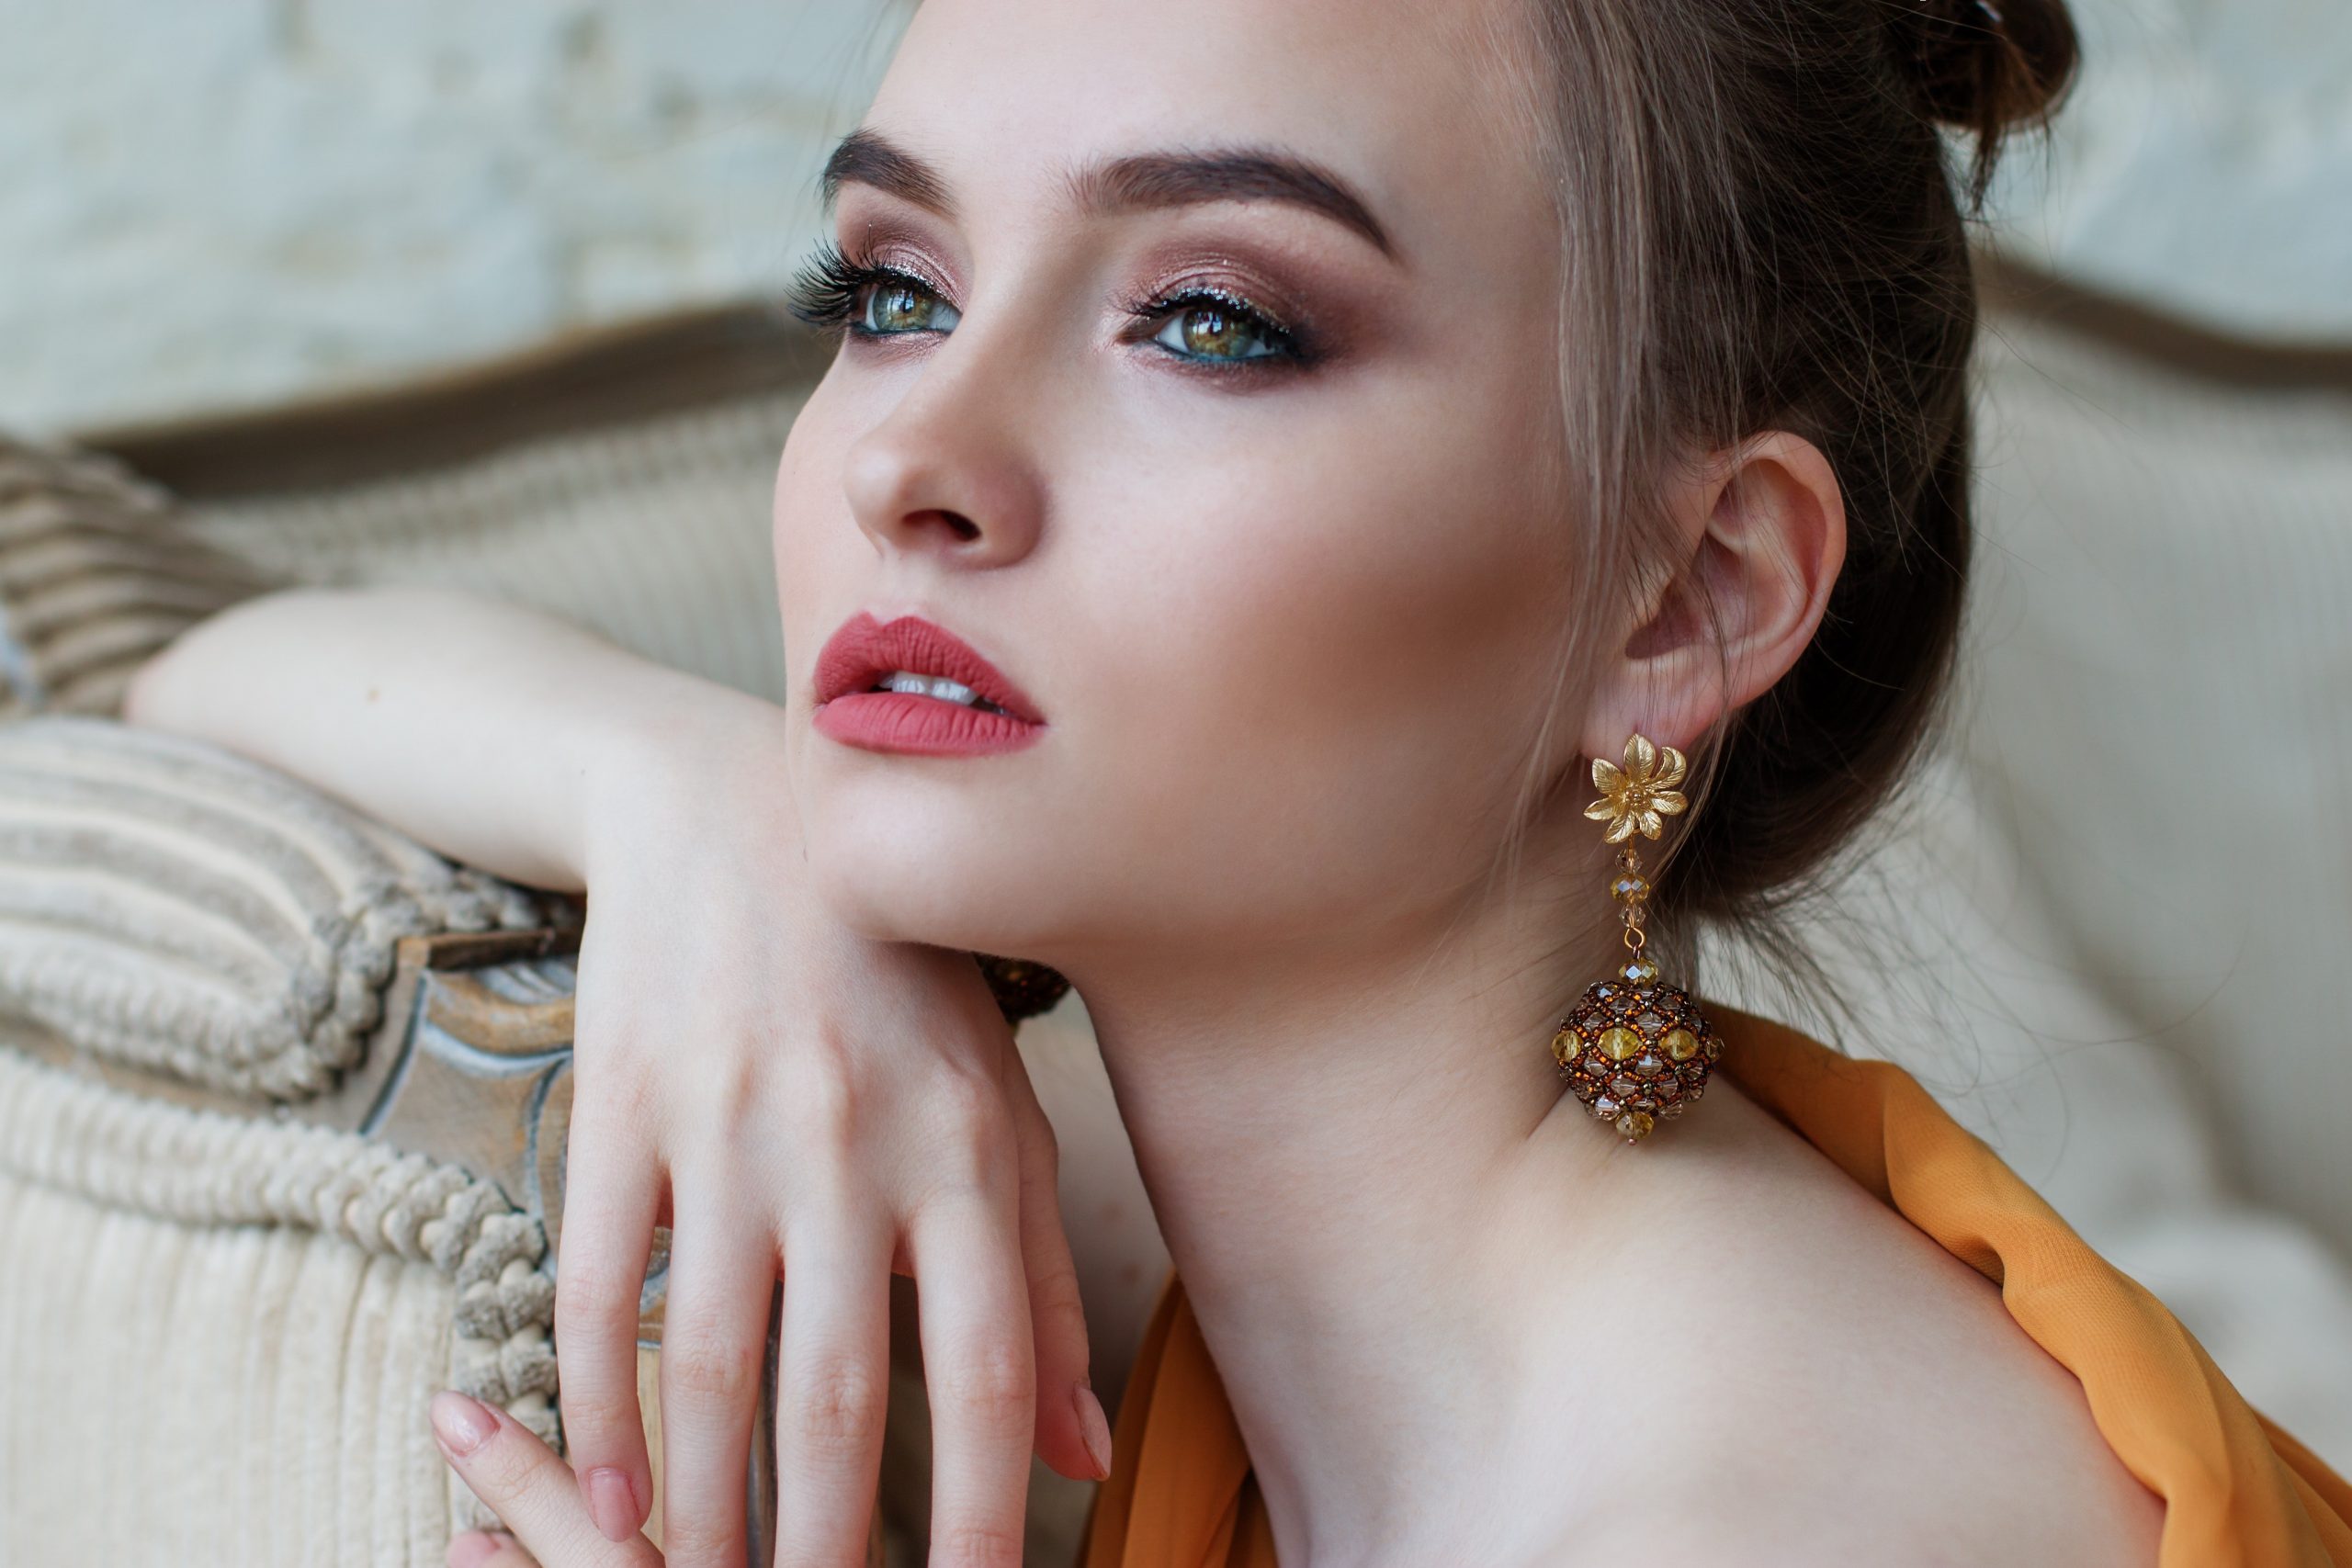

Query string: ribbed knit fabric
1079 1008 2352 1568
0 1044 560 1563
0 716 560 1101
0 437 280 717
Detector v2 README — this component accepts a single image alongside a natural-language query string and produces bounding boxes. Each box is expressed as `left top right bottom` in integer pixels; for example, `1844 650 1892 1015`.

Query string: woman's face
776 0 1585 964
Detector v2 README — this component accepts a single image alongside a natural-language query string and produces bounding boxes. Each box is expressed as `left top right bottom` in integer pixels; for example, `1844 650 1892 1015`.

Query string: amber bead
1599 1026 1644 1062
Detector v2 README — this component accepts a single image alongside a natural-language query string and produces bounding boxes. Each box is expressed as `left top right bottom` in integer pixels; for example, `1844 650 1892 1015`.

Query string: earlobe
1582 432 1847 759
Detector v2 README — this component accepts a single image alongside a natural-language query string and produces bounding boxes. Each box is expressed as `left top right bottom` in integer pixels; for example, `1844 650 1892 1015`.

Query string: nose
841 344 1047 570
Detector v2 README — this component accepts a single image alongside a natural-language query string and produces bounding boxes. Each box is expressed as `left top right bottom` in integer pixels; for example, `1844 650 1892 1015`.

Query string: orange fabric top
1077 1006 2352 1567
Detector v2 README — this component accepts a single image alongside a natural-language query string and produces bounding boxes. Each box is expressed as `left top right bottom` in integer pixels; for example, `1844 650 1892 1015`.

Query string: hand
433 1390 655 1567
552 703 1112 1568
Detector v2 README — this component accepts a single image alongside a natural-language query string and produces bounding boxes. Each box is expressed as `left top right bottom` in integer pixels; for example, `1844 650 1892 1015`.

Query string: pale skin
123 0 2166 1562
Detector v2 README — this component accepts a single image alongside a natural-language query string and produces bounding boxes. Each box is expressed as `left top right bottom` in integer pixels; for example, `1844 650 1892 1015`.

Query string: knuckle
928 1066 1002 1140
468 1421 548 1497
930 1517 1028 1568
786 1040 865 1154
654 1512 741 1566
556 1246 650 1326
934 1342 1033 1437
684 1047 768 1145
1026 1265 1090 1336
551 1383 639 1445
571 1053 663 1128
661 1325 762 1407
920 1080 1016 1192
780 1350 885 1453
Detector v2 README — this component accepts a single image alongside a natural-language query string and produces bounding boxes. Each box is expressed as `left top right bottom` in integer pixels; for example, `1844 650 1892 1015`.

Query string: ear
1581 432 1847 759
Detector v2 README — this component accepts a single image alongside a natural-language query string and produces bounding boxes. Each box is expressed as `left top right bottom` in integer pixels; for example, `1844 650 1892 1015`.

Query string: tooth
928 678 978 704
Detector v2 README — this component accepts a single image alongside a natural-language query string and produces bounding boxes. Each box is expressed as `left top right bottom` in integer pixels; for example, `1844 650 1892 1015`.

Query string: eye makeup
1114 275 1319 372
785 237 959 337
782 234 1326 377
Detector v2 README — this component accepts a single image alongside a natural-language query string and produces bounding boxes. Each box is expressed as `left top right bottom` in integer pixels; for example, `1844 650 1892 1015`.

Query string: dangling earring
1551 734 1722 1144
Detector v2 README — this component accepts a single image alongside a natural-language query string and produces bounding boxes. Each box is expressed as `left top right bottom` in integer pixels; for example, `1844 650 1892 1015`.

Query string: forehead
863 0 1548 265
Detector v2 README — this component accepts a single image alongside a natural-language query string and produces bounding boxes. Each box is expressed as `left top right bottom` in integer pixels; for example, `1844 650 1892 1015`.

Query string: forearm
120 584 786 892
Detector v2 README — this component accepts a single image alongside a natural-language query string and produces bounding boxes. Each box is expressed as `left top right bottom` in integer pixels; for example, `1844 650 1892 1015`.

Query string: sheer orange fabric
1077 1007 2352 1566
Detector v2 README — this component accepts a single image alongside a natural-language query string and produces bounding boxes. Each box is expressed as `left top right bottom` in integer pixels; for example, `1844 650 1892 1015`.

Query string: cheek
772 386 870 694
764 345 1579 953
1062 381 1576 931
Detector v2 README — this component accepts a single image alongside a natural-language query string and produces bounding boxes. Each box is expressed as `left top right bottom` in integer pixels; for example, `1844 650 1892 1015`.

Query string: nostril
896 507 984 544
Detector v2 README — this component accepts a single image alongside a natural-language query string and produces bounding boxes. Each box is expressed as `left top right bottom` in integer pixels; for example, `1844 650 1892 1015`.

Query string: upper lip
813 612 1046 724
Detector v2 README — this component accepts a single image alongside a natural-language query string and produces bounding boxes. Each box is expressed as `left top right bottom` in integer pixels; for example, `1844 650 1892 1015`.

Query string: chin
798 784 1074 957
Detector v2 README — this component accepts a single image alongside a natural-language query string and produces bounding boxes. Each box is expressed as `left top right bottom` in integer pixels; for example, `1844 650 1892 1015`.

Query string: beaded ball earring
1550 734 1723 1144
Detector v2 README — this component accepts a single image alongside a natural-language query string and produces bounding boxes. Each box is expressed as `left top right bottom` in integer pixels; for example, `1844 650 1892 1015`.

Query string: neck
1057 882 1759 1563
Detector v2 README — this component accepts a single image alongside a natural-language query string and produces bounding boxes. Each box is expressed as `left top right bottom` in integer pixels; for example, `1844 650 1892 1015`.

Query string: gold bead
1619 957 1659 984
1550 1027 1579 1068
1614 1110 1656 1141
1609 874 1650 904
1599 1026 1643 1063
1663 1027 1699 1062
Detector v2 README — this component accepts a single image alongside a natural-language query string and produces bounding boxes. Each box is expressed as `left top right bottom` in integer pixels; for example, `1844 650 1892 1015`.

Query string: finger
448 1531 533 1568
470 1547 544 1568
431 1393 654 1568
658 1190 778 1568
909 1165 1035 1568
467 1546 541 1568
1003 1063 1109 1483
553 1111 663 1543
770 1211 893 1568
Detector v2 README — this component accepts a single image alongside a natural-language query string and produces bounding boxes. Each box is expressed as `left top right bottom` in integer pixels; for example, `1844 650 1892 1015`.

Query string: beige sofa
1 265 2346 1565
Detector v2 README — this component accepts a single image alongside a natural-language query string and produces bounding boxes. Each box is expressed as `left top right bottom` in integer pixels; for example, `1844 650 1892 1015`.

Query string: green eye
1149 297 1287 364
858 277 961 335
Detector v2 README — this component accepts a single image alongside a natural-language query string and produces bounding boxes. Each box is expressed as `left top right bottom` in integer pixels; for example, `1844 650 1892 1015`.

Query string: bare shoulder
1541 1084 2165 1567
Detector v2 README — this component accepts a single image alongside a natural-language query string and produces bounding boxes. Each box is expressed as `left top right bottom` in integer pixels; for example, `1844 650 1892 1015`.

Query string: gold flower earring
1550 734 1722 1144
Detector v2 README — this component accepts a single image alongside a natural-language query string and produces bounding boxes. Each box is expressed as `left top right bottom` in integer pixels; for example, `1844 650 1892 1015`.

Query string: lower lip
813 692 1046 756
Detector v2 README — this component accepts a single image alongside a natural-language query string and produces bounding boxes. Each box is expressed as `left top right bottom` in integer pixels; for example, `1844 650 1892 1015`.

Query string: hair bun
1888 0 2080 201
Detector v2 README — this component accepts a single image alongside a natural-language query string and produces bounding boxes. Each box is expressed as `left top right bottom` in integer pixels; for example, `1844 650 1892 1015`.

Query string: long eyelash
786 240 1314 371
782 238 863 331
783 237 934 335
1121 286 1315 370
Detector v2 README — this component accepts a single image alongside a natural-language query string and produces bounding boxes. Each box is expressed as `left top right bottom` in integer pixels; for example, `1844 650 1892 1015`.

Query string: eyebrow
818 127 1397 261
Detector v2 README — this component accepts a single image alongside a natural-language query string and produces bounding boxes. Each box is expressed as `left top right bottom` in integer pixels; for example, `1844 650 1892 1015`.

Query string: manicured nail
431 1390 497 1458
1073 1383 1114 1480
447 1532 503 1568
584 1465 642 1543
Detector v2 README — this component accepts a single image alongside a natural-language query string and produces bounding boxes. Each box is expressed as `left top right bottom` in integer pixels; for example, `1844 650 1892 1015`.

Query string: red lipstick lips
811 612 1046 757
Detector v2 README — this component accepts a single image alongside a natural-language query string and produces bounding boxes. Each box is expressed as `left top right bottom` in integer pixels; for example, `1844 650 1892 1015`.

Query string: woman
125 0 2352 1562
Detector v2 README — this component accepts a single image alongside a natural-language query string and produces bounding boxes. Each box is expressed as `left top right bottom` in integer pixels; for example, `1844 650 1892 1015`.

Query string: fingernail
584 1465 641 1543
1073 1384 1114 1480
447 1532 503 1568
431 1390 497 1458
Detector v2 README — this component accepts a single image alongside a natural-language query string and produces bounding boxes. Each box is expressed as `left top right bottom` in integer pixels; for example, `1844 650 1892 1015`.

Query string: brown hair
1506 0 2077 965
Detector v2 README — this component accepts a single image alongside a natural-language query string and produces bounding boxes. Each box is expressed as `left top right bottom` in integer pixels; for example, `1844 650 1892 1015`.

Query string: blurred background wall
2 0 2346 434
0 0 903 434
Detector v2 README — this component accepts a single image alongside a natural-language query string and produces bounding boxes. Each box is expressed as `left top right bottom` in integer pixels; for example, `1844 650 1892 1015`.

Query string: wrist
571 672 800 888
